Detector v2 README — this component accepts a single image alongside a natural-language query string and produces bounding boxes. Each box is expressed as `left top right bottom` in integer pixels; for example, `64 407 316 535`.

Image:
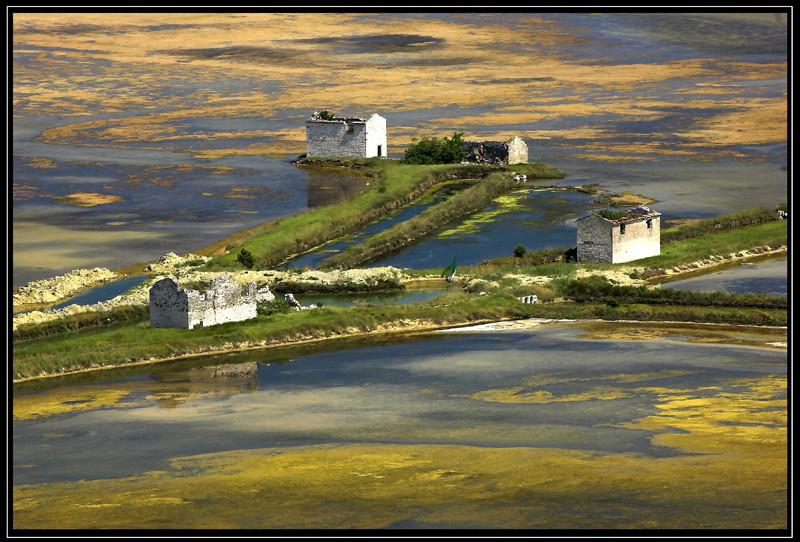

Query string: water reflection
306 171 368 208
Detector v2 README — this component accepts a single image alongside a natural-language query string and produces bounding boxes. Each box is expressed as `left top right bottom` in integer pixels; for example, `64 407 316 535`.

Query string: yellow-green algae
13 373 786 529
438 191 528 237
575 321 787 349
12 388 134 421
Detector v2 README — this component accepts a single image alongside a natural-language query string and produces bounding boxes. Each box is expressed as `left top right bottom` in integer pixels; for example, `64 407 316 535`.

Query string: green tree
513 244 527 258
237 248 255 269
403 132 466 164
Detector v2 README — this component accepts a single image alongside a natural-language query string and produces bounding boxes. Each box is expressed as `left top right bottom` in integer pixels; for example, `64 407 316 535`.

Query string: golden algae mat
12 12 788 286
12 322 787 530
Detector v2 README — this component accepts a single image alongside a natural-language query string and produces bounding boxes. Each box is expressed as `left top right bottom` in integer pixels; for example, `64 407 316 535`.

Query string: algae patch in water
52 192 124 207
438 191 529 238
13 432 786 529
13 388 133 421
574 321 787 349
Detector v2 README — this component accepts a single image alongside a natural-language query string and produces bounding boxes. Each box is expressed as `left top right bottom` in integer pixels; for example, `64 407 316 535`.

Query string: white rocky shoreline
11 245 788 331
12 253 413 330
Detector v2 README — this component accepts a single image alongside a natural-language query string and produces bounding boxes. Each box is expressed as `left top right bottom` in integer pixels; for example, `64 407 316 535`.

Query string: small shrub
237 248 255 269
513 244 527 258
403 132 466 165
257 298 292 316
596 209 627 220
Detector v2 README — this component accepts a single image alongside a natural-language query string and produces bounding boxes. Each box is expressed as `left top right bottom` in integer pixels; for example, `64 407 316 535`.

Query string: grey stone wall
306 121 367 158
149 277 191 329
576 214 614 262
149 276 257 330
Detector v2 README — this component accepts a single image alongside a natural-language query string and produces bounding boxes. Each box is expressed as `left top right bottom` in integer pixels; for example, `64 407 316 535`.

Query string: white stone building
149 275 259 329
576 206 661 263
305 111 387 158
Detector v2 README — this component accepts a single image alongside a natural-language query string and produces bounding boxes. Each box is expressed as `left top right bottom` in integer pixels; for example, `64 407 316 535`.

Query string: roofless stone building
576 206 661 263
305 111 387 158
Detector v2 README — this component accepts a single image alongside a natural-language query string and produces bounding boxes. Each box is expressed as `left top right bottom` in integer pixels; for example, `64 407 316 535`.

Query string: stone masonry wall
150 276 257 329
463 137 528 165
149 278 191 329
306 121 367 158
576 214 614 262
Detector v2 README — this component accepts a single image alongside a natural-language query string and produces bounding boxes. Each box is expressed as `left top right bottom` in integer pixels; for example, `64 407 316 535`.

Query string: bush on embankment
271 277 404 294
562 276 787 309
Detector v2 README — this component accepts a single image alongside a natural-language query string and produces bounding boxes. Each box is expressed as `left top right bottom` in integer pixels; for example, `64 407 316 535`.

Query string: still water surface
661 257 787 296
13 322 787 529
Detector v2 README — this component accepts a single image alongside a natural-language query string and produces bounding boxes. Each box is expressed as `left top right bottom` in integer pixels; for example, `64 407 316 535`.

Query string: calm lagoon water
12 322 787 529
12 12 788 288
661 257 788 296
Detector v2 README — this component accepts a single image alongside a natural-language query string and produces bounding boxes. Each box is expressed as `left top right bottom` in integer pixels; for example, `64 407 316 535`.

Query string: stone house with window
149 275 268 329
463 136 528 165
576 206 661 263
305 111 387 158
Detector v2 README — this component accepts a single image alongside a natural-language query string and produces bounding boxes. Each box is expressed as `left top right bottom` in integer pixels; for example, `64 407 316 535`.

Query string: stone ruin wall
576 214 614 262
150 276 258 330
463 137 528 165
506 136 528 165
306 121 367 158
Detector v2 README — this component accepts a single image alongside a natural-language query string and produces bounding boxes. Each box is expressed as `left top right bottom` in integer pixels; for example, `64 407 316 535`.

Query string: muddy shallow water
12 321 787 529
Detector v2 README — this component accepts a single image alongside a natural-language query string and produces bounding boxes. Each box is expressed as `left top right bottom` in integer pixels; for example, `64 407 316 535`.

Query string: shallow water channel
12 321 787 529
288 185 597 271
660 257 787 297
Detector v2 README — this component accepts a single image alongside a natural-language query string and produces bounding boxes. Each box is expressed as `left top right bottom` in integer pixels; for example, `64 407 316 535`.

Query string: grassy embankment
12 216 787 382
11 286 786 382
11 160 787 382
202 159 564 270
448 208 788 299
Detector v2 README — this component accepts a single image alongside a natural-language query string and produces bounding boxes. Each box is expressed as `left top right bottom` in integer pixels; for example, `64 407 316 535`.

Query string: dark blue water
367 188 596 270
285 180 477 269
49 275 150 310
12 323 787 486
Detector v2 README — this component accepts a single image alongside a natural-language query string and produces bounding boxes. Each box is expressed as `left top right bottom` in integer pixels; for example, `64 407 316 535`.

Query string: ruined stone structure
463 136 528 165
149 275 259 329
305 111 387 158
576 206 661 263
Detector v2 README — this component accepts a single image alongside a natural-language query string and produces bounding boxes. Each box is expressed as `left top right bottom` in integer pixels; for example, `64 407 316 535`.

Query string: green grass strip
12 292 786 381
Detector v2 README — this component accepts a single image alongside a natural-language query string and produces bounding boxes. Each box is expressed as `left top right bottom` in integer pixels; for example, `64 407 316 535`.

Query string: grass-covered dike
11 158 788 383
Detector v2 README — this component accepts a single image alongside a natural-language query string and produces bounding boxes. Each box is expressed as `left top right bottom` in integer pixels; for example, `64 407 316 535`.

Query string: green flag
442 253 456 277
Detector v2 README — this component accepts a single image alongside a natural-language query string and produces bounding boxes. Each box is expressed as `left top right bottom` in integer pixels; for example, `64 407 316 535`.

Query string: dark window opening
647 219 652 229
620 224 626 234
377 145 382 157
